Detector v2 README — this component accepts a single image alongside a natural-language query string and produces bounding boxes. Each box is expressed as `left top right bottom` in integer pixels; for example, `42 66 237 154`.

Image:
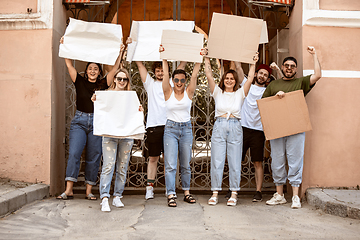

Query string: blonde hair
109 68 131 91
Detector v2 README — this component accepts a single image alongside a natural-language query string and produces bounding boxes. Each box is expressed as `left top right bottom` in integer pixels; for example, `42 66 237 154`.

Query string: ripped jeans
99 137 134 199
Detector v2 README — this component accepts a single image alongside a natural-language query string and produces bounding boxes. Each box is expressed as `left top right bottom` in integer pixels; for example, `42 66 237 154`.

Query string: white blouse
211 85 245 119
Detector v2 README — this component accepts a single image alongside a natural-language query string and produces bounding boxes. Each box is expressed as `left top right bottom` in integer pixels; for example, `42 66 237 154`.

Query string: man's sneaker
112 196 124 208
291 195 301 209
101 198 111 212
145 186 154 200
266 192 287 205
252 191 263 202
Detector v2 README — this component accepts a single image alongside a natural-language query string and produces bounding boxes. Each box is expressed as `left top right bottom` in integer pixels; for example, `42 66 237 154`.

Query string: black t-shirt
74 73 108 113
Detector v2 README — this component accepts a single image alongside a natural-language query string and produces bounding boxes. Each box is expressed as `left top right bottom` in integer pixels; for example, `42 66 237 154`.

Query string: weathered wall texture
0 0 66 195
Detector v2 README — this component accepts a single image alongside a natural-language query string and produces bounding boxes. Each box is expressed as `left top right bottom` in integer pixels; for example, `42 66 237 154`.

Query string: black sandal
168 196 177 207
183 194 196 204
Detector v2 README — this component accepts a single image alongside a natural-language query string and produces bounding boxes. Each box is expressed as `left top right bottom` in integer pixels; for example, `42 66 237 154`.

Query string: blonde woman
92 68 143 212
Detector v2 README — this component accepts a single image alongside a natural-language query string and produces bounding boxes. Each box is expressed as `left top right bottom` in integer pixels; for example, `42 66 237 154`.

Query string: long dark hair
84 62 106 90
219 69 239 92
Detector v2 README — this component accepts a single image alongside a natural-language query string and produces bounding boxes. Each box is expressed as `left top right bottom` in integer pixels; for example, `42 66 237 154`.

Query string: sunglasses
115 77 129 82
284 64 296 69
173 78 186 83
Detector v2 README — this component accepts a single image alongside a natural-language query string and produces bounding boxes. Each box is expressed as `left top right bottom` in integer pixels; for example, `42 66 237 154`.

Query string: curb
306 188 360 220
0 184 49 217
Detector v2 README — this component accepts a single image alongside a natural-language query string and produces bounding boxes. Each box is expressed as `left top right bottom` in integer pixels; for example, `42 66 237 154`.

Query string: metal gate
63 0 292 192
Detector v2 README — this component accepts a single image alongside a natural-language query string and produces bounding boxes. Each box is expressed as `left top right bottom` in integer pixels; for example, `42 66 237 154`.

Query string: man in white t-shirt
240 64 272 202
135 60 186 200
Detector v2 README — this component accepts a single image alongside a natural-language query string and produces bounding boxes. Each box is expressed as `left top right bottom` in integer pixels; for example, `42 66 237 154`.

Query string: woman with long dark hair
57 37 123 200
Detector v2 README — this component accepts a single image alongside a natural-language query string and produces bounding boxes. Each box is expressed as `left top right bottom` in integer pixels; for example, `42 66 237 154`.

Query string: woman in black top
57 37 123 200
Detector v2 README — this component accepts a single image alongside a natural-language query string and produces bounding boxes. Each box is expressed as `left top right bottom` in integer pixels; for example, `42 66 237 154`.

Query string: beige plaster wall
0 29 52 184
302 25 360 190
285 0 360 195
0 1 67 195
319 0 360 11
0 0 37 14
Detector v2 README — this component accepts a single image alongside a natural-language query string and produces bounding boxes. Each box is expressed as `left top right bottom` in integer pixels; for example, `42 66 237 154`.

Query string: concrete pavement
0 181 360 239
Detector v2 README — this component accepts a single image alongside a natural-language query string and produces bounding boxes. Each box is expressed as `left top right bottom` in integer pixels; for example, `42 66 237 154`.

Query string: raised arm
64 58 77 83
177 61 187 70
186 62 201 100
204 57 216 94
243 52 259 96
60 36 77 82
308 46 321 85
106 43 125 86
234 61 245 85
135 61 148 83
270 62 284 79
203 48 216 93
162 59 172 101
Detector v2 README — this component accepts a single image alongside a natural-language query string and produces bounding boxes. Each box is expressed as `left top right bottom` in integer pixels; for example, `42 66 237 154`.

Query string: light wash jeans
65 110 102 185
211 117 243 191
163 120 193 196
270 132 305 187
99 137 134 199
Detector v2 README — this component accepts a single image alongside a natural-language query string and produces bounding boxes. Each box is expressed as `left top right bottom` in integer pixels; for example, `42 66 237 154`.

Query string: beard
282 70 297 79
255 77 266 86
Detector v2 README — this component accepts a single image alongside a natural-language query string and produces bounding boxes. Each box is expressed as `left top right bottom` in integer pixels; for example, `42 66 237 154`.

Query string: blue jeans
163 120 193 196
65 110 102 185
99 137 134 199
211 117 243 191
270 132 305 187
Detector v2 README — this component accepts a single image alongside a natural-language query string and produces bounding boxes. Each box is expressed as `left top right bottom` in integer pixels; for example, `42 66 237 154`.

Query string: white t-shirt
240 78 266 131
211 85 245 119
143 73 167 128
165 90 192 123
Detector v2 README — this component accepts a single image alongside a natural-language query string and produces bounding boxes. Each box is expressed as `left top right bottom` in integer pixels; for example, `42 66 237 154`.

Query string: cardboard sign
126 21 195 62
93 91 145 139
59 18 123 65
207 13 264 64
257 90 312 140
160 30 204 63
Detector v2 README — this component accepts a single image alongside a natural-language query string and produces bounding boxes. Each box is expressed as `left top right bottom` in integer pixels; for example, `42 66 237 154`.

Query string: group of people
57 34 322 211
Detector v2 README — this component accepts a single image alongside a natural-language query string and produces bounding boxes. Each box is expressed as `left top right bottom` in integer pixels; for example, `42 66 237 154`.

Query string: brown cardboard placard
160 30 204 63
207 12 264 64
257 90 312 140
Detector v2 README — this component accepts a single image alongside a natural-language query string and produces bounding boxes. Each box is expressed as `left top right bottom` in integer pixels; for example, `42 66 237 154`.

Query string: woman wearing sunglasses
57 37 123 201
204 49 258 206
160 46 205 207
92 68 143 212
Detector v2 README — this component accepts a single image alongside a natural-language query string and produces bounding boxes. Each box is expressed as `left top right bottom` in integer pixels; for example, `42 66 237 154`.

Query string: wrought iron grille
65 59 274 192
63 0 286 193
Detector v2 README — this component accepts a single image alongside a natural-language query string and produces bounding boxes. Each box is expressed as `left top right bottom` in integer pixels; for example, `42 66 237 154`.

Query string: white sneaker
291 195 301 209
145 186 154 200
112 196 124 208
266 192 287 205
101 198 111 212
